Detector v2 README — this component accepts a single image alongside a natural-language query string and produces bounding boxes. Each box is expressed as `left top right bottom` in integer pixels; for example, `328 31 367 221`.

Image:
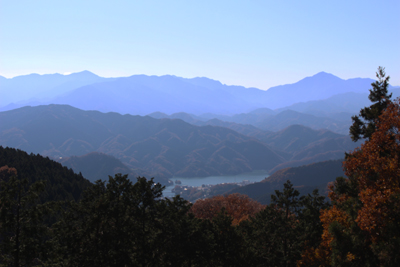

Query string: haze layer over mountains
2 71 399 116
0 71 398 186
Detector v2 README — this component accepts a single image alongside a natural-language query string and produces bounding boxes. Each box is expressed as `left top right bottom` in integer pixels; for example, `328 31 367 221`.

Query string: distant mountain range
0 105 283 183
1 71 398 116
0 105 360 184
149 109 353 135
0 71 106 107
1 70 392 187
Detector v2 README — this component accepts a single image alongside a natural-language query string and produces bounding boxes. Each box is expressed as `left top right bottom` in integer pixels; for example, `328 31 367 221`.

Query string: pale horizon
2 69 399 90
1 0 399 89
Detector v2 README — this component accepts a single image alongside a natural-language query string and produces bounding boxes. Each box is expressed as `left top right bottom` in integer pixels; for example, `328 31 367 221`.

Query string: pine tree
241 181 304 267
0 166 54 266
350 66 392 141
54 174 166 266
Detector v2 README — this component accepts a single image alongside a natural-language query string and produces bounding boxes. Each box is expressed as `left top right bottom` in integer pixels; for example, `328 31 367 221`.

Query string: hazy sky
1 0 399 89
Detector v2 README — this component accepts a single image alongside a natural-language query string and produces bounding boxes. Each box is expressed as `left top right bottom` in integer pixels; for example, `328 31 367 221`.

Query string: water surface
163 170 270 197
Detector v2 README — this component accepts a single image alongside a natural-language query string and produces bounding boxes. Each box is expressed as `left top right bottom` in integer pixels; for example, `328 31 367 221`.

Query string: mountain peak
284 71 344 89
68 70 99 78
308 71 341 81
313 71 334 76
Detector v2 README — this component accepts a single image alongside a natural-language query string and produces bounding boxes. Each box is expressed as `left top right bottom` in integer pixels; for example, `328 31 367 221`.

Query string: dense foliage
299 68 400 266
0 166 54 266
302 100 400 266
1 163 330 266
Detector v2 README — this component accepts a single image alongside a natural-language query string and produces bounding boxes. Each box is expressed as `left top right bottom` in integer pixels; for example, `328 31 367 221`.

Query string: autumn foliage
304 99 400 266
345 100 400 240
0 165 18 182
189 193 264 225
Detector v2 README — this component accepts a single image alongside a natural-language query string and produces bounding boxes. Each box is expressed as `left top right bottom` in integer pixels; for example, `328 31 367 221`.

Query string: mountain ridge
0 104 287 183
0 104 360 184
2 71 397 116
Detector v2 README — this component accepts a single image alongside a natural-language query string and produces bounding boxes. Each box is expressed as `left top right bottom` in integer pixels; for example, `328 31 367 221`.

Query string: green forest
1 68 399 266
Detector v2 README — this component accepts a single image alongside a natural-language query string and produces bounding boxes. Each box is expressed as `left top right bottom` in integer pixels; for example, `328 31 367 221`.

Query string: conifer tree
241 181 304 267
54 174 166 266
350 66 392 141
0 166 53 266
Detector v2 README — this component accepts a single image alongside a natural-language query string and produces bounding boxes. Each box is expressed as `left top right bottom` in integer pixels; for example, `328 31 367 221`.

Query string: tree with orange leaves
318 100 400 266
299 68 400 266
344 99 400 264
303 102 400 266
189 193 264 225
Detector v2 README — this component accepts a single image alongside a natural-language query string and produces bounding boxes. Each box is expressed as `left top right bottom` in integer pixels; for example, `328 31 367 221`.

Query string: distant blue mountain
263 72 376 108
51 75 257 115
0 71 106 107
49 72 388 115
1 71 398 115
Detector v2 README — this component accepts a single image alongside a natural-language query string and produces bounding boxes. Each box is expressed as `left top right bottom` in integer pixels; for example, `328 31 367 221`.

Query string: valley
0 70 396 196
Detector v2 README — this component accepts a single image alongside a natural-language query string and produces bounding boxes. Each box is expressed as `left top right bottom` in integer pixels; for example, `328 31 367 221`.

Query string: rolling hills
59 152 141 183
226 159 345 204
0 105 287 183
0 104 360 185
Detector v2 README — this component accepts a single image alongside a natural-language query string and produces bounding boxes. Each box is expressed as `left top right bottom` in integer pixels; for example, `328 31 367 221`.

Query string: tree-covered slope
227 159 344 204
0 105 285 180
0 146 92 202
59 152 142 183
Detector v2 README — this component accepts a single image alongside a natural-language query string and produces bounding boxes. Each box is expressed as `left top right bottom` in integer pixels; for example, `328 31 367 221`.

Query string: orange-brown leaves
297 245 331 267
344 99 400 240
298 206 350 266
189 193 264 225
0 165 17 181
320 206 351 247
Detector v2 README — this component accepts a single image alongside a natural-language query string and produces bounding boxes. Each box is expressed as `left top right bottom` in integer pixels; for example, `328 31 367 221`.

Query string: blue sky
1 0 399 89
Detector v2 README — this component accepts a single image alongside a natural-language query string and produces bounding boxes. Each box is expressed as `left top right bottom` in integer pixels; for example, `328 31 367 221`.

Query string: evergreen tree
54 174 218 266
0 166 54 266
350 66 392 141
54 174 165 266
271 180 301 217
153 197 209 266
298 189 330 250
207 209 248 267
241 181 304 267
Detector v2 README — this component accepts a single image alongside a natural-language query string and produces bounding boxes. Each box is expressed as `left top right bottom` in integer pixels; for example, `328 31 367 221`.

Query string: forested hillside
0 104 285 182
1 166 330 266
59 152 140 183
226 159 344 204
0 146 91 202
0 105 360 183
